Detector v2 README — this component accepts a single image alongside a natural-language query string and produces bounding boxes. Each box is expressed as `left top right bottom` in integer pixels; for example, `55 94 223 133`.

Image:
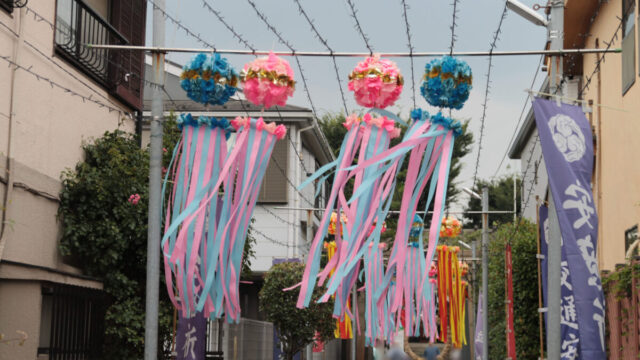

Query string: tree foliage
259 262 334 360
487 220 540 360
464 175 522 229
58 121 255 358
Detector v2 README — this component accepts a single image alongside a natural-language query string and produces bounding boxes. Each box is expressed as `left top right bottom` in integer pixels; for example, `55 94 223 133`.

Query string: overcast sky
146 0 548 211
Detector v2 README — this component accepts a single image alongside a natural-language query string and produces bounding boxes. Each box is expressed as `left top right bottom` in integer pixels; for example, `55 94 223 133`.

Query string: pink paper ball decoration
240 52 296 109
348 55 404 109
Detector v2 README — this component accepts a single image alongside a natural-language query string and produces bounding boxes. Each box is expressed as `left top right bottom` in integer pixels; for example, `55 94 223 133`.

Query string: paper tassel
162 115 286 322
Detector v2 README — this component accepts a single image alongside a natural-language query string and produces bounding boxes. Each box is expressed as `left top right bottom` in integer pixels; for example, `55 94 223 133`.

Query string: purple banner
176 312 207 360
474 291 483 360
533 98 605 359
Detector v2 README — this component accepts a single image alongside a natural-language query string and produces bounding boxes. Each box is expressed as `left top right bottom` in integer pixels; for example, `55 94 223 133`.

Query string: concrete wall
581 0 640 270
0 281 43 360
0 2 134 356
519 127 549 222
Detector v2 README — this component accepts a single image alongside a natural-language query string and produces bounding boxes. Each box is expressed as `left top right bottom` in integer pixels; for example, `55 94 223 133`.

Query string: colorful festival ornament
180 53 239 105
295 107 461 345
325 241 354 339
420 56 472 110
162 114 286 322
348 55 404 109
240 52 296 109
440 216 462 238
436 245 468 348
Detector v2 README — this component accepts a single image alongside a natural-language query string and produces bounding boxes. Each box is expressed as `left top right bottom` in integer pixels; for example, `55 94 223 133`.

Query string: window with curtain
622 0 636 93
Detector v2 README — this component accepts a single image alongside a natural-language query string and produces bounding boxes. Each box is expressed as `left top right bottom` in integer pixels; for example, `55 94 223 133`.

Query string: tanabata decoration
240 51 295 109
364 242 389 345
324 241 353 340
436 245 468 348
440 216 462 238
162 113 286 321
348 55 404 109
180 53 239 105
293 112 401 333
420 56 472 110
328 211 348 237
294 107 462 345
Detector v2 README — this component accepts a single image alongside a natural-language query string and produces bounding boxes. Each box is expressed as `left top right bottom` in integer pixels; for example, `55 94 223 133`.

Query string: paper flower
410 214 424 238
230 117 287 140
240 52 295 109
180 53 238 105
328 211 348 236
439 216 462 238
420 56 472 110
342 114 401 138
348 54 404 109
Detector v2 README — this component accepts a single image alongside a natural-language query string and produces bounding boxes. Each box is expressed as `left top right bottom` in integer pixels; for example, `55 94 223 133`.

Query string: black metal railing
38 283 106 360
54 0 127 88
0 0 12 13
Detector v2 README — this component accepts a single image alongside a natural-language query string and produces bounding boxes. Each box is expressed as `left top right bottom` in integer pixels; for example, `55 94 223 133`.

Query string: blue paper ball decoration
180 53 239 105
420 56 472 110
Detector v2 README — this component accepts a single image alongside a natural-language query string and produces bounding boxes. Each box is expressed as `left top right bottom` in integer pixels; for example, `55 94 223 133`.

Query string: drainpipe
0 8 24 262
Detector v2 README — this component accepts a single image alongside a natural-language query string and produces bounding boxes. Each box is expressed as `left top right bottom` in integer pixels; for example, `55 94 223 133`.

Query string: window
54 0 147 110
625 224 638 257
622 0 636 93
38 284 106 359
257 138 288 203
0 0 12 14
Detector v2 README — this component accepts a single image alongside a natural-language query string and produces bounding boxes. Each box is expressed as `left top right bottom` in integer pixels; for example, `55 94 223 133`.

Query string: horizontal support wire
83 44 622 57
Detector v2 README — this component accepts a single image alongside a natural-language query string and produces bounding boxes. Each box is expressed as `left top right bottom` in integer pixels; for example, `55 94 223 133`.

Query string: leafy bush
58 122 255 358
259 262 335 360
487 220 540 360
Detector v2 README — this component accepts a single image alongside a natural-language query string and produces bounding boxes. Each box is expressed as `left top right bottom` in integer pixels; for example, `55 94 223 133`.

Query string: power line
200 0 256 52
399 0 417 110
292 0 350 115
0 53 129 116
345 0 374 54
245 0 319 117
471 1 509 189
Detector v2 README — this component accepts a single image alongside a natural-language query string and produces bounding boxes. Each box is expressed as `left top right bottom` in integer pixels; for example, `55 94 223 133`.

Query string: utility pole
481 187 489 360
144 1 165 359
546 1 564 359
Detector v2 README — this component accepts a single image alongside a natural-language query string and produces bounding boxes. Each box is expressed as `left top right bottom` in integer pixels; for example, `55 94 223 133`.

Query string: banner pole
535 196 544 360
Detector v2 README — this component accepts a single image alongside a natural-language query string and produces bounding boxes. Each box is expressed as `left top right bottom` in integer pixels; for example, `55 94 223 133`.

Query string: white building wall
520 128 549 221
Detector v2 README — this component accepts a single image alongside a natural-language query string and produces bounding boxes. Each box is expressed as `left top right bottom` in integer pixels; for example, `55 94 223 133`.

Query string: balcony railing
54 0 127 89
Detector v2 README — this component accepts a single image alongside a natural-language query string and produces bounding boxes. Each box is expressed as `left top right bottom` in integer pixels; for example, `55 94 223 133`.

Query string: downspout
0 8 24 261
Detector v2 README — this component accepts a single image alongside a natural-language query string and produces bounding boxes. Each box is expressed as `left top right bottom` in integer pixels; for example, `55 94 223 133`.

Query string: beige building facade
0 1 145 358
567 0 640 270
510 0 640 271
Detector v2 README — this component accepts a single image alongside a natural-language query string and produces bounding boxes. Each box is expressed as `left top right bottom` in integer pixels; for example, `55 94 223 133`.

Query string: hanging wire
491 55 544 179
399 0 417 109
245 0 319 117
345 0 374 54
579 11 625 96
200 0 257 52
471 1 509 189
147 0 217 50
292 0 350 115
0 53 128 116
237 98 317 208
448 0 460 56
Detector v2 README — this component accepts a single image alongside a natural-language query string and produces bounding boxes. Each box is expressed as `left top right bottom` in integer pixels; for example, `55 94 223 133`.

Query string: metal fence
222 318 274 360
37 283 106 360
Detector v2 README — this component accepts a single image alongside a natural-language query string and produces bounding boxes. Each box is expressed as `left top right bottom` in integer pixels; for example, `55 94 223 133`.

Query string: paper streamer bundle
325 241 353 340
162 116 286 322
436 245 468 347
295 113 401 320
